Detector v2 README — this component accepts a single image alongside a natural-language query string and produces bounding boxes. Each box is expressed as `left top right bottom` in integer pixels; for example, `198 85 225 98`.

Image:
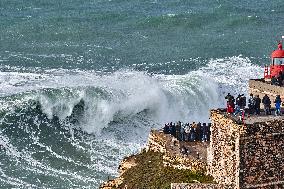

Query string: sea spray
0 56 263 188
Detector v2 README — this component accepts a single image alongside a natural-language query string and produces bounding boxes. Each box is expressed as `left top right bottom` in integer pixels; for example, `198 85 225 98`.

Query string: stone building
208 109 284 189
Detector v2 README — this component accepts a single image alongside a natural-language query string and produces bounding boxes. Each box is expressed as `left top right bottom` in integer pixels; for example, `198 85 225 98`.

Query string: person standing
190 122 197 142
262 94 271 115
248 94 255 115
202 123 208 142
175 121 181 140
234 94 242 116
163 124 169 134
196 122 202 141
240 94 246 113
274 95 282 116
184 124 190 142
225 93 235 114
180 123 185 141
254 95 261 115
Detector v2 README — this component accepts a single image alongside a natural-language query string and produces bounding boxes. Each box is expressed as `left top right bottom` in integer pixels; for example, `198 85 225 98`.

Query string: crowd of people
225 93 282 116
163 121 211 142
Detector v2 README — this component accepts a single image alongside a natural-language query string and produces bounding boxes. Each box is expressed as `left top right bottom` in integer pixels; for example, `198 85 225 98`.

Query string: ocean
0 0 282 188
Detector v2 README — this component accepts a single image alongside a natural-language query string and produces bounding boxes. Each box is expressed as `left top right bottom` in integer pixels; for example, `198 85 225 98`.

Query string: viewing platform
249 79 284 98
151 108 284 188
218 108 284 125
151 129 209 162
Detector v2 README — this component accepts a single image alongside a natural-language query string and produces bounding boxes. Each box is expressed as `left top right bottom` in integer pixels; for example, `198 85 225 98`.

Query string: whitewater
1 0 282 187
0 56 262 188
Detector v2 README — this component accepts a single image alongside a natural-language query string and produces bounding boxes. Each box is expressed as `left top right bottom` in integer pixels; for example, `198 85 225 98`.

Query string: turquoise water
1 0 283 73
0 0 282 188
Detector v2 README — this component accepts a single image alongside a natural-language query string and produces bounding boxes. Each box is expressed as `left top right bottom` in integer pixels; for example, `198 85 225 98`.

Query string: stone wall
207 110 243 188
171 183 229 189
239 120 284 188
248 79 284 107
248 79 284 97
146 129 169 153
209 109 284 189
147 130 207 173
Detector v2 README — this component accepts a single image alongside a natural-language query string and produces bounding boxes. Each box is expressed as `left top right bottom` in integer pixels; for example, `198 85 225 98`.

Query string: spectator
175 121 181 140
190 123 196 142
208 123 211 141
234 94 242 116
262 94 271 115
163 124 169 134
169 122 173 135
184 124 190 142
240 94 246 109
180 123 185 141
172 123 176 137
196 122 202 141
254 95 261 115
202 123 208 142
248 94 255 115
225 93 235 114
274 95 282 116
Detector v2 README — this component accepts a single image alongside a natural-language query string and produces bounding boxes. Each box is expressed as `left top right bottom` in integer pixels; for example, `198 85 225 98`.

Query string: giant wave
0 56 262 188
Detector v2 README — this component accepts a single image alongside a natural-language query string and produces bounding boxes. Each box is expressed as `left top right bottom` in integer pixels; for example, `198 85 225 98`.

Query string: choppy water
0 0 282 188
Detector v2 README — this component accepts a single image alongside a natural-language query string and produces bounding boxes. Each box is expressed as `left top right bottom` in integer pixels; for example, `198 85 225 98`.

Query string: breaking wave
0 56 262 188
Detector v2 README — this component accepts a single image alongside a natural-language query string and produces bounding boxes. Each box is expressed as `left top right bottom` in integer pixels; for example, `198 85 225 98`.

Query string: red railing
264 65 270 79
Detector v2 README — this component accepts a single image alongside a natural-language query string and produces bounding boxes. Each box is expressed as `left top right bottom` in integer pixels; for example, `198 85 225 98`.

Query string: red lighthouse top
264 41 284 79
271 42 284 58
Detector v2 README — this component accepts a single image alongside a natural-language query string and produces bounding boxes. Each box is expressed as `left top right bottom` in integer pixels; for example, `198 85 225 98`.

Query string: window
274 58 284 65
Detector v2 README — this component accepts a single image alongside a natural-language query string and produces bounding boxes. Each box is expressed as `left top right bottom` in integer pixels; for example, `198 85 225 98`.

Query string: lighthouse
264 41 284 80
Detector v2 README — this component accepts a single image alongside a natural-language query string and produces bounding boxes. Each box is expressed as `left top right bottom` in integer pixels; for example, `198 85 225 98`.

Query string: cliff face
100 130 213 189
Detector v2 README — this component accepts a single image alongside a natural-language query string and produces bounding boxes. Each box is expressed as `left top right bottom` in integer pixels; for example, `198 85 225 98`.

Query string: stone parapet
146 129 169 153
171 183 229 189
147 130 207 173
248 79 284 109
248 79 284 97
208 110 242 188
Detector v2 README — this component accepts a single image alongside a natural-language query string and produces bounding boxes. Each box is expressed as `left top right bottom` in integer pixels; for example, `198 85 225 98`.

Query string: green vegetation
119 150 214 189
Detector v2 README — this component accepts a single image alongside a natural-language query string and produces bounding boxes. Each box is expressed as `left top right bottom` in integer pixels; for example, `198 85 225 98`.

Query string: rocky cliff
100 130 214 189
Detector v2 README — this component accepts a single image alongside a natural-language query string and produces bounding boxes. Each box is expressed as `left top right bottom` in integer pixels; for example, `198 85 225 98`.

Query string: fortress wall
208 109 284 189
248 79 284 106
248 79 284 97
171 183 229 189
239 120 284 188
146 129 169 153
147 130 207 173
208 110 242 188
